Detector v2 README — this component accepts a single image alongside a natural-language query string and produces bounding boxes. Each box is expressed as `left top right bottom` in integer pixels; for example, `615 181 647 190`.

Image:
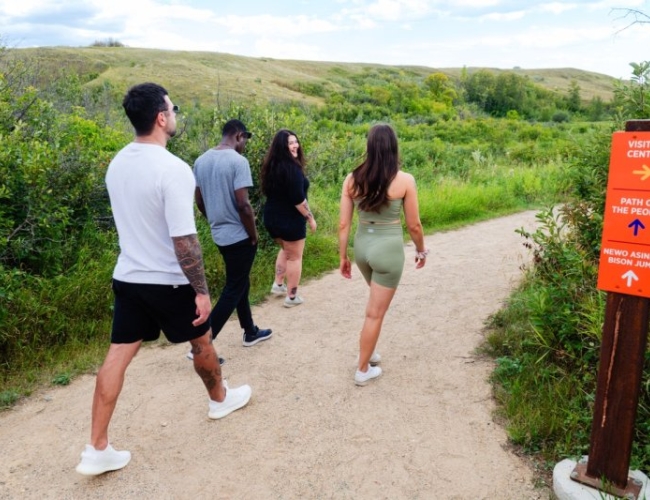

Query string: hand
309 218 317 233
415 248 429 269
340 258 352 279
193 293 212 326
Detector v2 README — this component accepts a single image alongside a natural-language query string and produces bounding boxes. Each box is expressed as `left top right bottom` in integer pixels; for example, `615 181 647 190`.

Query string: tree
613 61 650 118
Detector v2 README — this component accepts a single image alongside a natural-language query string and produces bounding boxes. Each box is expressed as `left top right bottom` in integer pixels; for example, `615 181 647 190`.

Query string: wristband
416 248 430 260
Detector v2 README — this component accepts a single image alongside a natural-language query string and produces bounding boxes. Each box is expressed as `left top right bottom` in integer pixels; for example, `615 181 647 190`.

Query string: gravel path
0 210 550 499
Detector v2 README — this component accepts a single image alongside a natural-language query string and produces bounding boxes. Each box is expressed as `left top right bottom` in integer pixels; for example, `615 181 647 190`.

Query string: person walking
193 119 272 352
339 123 428 386
260 129 316 308
76 83 251 476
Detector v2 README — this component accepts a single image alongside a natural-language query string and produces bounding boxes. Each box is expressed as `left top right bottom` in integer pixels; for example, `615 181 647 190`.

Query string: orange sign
598 131 650 297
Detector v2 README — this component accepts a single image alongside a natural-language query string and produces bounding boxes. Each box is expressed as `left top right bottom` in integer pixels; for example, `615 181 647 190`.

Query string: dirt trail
0 211 549 499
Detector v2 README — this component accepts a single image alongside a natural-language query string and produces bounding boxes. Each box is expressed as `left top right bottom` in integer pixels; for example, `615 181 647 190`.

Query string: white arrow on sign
622 270 640 287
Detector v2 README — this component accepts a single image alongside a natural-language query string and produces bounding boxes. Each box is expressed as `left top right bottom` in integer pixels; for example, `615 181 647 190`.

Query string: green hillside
12 46 617 105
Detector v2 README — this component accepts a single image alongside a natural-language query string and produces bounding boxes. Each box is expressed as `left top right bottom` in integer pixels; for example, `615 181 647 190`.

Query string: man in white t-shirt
76 83 252 477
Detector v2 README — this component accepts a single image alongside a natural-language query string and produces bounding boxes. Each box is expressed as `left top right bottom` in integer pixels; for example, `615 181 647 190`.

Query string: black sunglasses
172 105 179 113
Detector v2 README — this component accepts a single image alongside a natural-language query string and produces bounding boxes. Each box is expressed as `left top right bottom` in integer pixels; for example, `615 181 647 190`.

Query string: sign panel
598 131 650 297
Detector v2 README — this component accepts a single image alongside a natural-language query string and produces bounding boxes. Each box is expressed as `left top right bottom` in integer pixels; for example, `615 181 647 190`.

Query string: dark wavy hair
122 82 169 136
351 123 400 212
260 129 305 195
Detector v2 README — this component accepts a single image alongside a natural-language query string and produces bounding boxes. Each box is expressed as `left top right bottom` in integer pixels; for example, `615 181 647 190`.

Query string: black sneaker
243 326 273 347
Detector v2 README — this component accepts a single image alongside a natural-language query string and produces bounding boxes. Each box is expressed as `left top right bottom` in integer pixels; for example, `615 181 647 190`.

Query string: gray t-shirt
193 148 253 246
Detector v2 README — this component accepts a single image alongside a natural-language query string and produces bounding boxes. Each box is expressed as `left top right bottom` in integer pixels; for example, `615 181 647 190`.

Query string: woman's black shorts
263 209 306 242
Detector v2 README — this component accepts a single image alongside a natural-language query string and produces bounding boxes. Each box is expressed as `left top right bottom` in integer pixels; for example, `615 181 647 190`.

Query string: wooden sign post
571 120 650 498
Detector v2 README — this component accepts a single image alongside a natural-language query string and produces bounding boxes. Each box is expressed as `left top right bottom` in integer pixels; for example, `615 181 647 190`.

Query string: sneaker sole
354 371 382 387
283 301 303 308
242 332 273 347
271 290 286 296
75 456 131 476
208 393 252 419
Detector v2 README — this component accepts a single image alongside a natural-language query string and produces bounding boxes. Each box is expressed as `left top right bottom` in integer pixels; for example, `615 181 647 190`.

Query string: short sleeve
233 156 253 191
287 165 307 206
163 162 197 237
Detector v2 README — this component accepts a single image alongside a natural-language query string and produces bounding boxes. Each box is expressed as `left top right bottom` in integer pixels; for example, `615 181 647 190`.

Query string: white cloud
481 10 525 21
539 2 578 15
211 15 339 37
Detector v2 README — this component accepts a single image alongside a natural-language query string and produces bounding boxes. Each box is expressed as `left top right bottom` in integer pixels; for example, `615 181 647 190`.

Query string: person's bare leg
90 341 142 450
189 330 226 402
274 243 287 286
358 282 397 372
283 238 305 298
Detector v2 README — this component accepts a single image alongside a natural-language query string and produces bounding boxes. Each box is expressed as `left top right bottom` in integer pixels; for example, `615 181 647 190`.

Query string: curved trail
0 211 548 499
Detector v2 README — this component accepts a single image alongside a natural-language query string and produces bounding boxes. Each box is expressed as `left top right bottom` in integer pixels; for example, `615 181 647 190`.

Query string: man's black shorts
111 279 210 344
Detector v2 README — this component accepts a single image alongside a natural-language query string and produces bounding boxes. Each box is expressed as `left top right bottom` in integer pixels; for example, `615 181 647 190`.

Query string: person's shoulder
397 170 415 182
396 171 416 189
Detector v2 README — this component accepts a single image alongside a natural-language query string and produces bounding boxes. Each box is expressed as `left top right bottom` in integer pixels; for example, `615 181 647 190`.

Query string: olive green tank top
356 198 403 224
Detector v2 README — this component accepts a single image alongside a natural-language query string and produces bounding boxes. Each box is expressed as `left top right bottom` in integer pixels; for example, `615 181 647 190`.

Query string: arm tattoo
172 234 209 295
301 201 313 219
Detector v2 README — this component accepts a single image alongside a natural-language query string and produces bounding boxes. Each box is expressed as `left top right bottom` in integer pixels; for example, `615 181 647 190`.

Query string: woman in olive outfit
261 129 316 308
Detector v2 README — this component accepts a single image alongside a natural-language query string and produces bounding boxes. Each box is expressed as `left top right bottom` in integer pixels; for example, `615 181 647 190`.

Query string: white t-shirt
106 142 197 285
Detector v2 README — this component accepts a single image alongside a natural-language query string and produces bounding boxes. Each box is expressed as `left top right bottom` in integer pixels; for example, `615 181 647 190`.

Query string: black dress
263 162 310 242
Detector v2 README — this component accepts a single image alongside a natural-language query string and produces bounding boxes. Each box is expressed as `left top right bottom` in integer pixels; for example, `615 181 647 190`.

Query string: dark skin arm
172 233 211 326
234 187 258 246
195 187 207 218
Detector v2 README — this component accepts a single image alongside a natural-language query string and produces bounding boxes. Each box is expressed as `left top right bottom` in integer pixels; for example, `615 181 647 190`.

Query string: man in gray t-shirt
193 119 272 352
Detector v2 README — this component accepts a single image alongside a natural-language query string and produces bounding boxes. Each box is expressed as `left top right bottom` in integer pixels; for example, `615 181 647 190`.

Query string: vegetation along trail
0 211 550 499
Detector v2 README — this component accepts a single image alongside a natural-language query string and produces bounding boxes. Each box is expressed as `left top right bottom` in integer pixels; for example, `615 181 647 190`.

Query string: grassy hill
12 46 617 106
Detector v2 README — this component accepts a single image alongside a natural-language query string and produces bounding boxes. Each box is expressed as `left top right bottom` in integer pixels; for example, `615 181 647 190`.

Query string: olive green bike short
353 223 405 289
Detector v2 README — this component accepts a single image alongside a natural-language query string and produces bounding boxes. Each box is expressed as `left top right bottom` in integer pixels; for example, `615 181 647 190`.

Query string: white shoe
75 444 131 476
354 365 382 386
356 351 381 366
283 295 304 308
208 384 252 419
271 283 287 295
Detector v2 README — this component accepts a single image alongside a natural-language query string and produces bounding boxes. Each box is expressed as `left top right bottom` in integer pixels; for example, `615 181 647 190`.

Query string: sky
1 0 649 79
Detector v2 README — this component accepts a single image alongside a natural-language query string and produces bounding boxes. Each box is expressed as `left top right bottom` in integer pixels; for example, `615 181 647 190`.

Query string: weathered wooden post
571 120 650 498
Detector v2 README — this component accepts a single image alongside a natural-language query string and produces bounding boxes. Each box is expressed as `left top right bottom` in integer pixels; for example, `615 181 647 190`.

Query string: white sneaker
75 444 131 476
208 384 252 419
271 283 287 295
356 351 381 366
354 365 382 386
283 295 304 308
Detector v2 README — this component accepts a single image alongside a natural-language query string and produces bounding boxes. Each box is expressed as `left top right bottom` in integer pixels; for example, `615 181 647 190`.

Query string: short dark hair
222 119 252 138
122 83 169 136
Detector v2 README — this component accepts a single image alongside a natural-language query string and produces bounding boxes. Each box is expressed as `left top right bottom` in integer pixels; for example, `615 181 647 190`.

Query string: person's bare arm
172 233 211 325
195 187 207 218
234 187 259 246
295 199 317 232
402 173 428 269
339 174 354 279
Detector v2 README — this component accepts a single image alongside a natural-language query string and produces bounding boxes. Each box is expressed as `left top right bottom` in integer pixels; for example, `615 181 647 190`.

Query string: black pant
210 238 257 339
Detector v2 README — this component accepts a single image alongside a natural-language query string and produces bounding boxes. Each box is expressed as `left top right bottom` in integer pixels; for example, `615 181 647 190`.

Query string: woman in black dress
260 129 317 308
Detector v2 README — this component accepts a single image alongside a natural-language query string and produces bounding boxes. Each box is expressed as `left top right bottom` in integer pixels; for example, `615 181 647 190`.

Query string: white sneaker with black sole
283 295 304 308
356 351 381 366
354 365 382 386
